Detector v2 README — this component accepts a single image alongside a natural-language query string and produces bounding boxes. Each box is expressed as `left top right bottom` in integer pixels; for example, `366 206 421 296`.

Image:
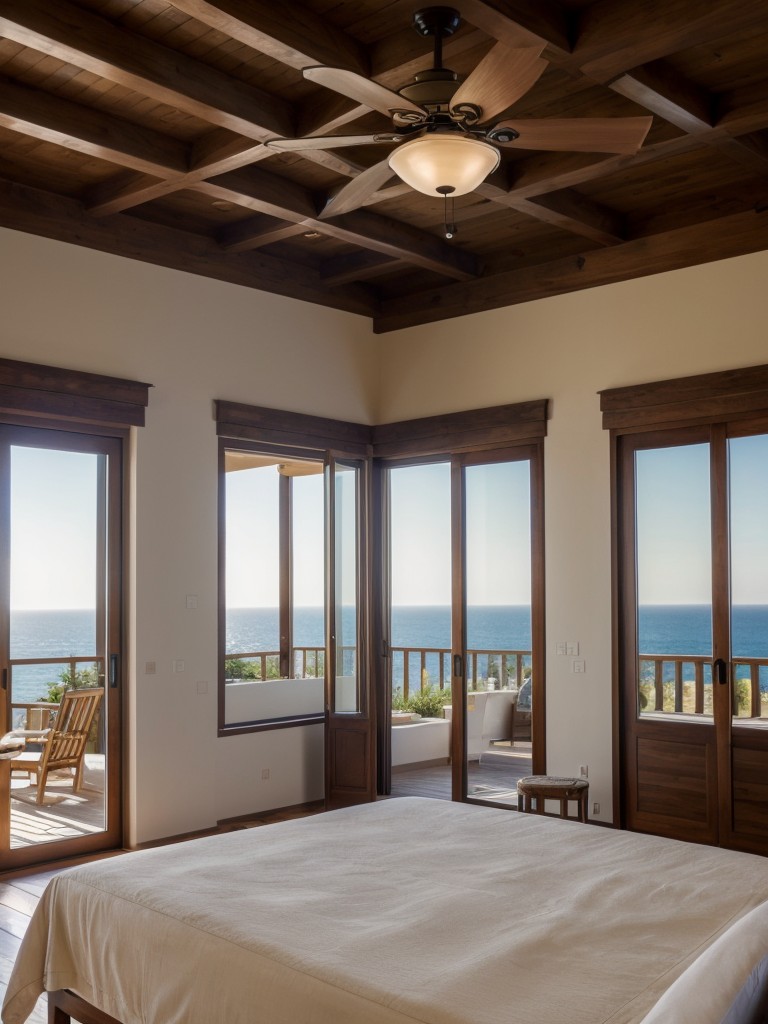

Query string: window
221 445 326 729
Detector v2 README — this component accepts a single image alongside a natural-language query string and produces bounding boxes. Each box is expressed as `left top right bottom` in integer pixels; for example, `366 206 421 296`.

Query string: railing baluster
695 660 704 715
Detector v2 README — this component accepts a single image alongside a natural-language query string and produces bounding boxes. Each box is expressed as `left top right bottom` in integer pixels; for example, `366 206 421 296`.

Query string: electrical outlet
196 680 208 694
144 661 156 675
572 659 585 673
592 802 600 815
580 764 588 778
261 768 270 780
186 594 198 609
173 659 185 673
565 641 580 656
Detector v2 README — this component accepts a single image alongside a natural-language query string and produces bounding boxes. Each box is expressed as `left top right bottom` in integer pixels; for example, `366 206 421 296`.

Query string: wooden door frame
453 443 547 805
0 424 126 870
325 455 377 810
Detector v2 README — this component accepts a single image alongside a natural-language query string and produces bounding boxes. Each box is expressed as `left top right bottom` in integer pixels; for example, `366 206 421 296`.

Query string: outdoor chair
9 687 104 804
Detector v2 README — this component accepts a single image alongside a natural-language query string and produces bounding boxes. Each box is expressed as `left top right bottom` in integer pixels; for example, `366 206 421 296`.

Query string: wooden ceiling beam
321 251 401 287
575 0 768 84
455 1 572 56
216 218 307 253
0 176 375 318
375 205 768 332
198 167 482 280
609 63 714 134
165 0 368 75
0 75 189 177
0 0 294 141
505 134 703 200
84 138 273 216
505 189 625 246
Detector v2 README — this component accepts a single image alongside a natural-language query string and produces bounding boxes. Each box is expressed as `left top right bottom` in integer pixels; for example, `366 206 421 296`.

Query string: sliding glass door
0 426 123 868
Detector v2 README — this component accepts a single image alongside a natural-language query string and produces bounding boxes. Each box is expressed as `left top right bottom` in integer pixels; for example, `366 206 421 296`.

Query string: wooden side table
517 775 589 822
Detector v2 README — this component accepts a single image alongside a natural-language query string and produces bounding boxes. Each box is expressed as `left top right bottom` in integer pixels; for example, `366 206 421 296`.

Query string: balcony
7 655 106 849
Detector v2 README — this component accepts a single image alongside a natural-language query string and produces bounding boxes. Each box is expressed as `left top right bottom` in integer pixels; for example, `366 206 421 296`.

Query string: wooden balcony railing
391 647 532 700
639 654 768 718
224 646 532 699
9 654 104 727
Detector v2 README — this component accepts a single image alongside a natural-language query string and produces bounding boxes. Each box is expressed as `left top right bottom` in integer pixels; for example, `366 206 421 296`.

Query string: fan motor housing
399 68 459 108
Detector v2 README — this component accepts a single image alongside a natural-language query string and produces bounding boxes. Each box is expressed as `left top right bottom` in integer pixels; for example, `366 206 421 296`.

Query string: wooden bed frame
48 990 121 1024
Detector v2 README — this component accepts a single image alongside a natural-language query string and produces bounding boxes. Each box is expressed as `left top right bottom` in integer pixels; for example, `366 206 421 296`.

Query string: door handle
453 654 463 678
714 658 728 685
109 653 119 688
1 667 6 691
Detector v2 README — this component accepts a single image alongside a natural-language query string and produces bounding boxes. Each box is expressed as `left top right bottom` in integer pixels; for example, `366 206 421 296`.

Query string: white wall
376 250 768 821
0 227 376 844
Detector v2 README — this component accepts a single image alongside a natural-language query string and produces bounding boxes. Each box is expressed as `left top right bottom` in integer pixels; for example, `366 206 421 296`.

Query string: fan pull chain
437 185 457 240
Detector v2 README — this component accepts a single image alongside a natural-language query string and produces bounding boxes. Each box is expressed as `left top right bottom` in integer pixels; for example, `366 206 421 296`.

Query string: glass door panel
332 461 360 715
388 463 452 792
729 434 768 722
2 433 119 859
463 458 533 805
635 444 714 717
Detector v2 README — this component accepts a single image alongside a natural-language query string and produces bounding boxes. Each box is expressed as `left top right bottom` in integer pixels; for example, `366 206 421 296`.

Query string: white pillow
640 900 768 1024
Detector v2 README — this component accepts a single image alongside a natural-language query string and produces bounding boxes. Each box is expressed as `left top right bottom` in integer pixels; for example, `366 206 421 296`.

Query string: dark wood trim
215 400 372 458
529 440 547 776
219 714 324 736
371 400 549 459
710 423 733 847
48 989 122 1024
372 460 390 796
600 363 768 430
279 474 292 681
450 456 467 803
0 358 150 429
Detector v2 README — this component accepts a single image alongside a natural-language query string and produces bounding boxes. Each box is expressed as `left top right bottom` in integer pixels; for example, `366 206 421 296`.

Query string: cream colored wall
376 249 768 822
0 227 376 844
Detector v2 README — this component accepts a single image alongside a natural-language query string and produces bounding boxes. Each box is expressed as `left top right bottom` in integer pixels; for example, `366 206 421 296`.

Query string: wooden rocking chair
9 687 104 804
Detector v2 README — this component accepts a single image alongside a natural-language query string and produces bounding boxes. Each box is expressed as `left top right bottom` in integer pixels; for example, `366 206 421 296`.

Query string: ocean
8 605 768 703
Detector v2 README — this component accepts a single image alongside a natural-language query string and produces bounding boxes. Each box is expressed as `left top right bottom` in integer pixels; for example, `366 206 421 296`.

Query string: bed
4 797 768 1024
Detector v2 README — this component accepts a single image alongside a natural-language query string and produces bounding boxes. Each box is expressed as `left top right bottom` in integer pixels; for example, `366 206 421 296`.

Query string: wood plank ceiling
0 0 766 332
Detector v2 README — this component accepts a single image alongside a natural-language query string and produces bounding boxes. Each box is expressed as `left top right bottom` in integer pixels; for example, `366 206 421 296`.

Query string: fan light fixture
388 134 500 197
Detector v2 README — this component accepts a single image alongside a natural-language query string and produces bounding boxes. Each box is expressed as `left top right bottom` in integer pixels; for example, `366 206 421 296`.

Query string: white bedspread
5 797 768 1024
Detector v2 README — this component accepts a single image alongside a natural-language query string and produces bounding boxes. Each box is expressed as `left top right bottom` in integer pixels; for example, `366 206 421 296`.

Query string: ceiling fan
265 6 653 235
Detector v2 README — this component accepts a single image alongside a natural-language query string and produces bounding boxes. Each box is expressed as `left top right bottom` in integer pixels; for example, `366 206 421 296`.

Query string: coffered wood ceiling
0 1 766 332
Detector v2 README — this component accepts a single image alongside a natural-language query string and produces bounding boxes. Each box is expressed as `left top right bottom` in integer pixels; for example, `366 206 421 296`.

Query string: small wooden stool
517 775 589 822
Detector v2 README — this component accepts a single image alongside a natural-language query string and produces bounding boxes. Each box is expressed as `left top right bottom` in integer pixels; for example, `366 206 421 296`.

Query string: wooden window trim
217 397 550 737
0 357 151 430
600 363 768 432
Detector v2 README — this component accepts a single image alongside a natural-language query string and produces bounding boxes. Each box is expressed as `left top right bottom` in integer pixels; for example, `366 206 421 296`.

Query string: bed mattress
5 797 768 1024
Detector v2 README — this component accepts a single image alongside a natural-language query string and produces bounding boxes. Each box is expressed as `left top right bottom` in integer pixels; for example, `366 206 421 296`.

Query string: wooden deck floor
391 743 532 803
10 755 106 848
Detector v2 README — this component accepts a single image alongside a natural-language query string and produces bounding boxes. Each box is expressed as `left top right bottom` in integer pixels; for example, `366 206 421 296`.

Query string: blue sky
636 435 768 604
10 446 98 611
11 433 768 612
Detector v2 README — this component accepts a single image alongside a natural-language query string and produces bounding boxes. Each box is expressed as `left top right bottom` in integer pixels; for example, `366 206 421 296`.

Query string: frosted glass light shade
388 135 500 197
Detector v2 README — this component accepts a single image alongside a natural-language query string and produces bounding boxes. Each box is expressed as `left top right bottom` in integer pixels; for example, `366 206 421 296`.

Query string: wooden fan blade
266 134 397 152
304 66 424 119
319 158 397 220
495 117 653 153
451 45 547 124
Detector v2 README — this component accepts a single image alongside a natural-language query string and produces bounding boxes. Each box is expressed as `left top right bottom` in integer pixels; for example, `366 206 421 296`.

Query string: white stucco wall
3 222 768 839
0 227 376 844
376 250 768 821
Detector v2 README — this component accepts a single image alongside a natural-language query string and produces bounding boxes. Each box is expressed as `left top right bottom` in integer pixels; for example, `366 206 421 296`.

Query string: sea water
8 605 768 703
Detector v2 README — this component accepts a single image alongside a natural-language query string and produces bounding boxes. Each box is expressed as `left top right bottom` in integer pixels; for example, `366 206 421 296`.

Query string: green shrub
38 665 99 704
406 684 451 718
